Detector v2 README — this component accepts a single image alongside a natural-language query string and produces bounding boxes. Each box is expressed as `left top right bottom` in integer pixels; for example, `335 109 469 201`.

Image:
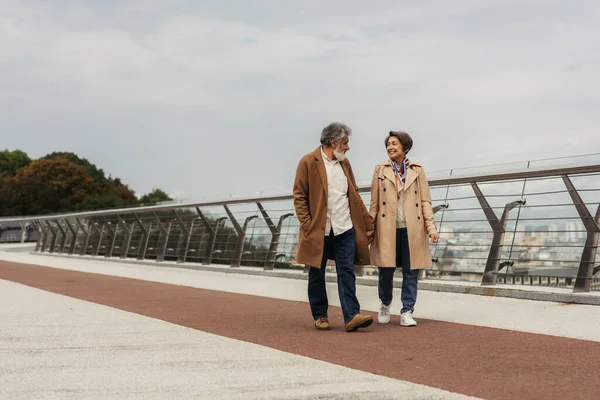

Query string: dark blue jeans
308 228 360 324
378 228 418 313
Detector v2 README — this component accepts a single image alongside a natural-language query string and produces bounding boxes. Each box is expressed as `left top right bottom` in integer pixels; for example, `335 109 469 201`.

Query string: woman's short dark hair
385 131 413 154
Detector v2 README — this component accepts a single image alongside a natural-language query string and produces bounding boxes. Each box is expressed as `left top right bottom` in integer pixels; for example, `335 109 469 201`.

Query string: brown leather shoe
314 317 331 330
345 313 373 332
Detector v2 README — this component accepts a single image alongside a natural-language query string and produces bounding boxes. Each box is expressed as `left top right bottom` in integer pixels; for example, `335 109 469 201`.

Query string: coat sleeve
368 166 379 226
418 168 438 236
346 161 374 233
293 158 311 230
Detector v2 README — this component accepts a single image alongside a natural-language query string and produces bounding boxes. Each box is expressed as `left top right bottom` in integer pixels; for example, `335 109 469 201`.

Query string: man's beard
333 146 346 161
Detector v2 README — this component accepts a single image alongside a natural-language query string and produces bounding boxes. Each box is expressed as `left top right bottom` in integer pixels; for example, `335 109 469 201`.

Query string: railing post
224 205 258 268
19 222 31 243
472 183 525 286
64 219 78 255
196 208 225 265
102 218 118 258
562 175 600 292
117 217 133 259
152 213 170 262
54 219 68 253
32 221 44 252
257 202 293 270
40 221 51 252
133 214 150 260
89 219 105 256
46 221 58 253
172 210 192 264
75 218 89 256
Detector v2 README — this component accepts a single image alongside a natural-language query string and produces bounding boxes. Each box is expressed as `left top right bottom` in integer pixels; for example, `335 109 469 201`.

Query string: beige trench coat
293 147 374 268
368 161 438 269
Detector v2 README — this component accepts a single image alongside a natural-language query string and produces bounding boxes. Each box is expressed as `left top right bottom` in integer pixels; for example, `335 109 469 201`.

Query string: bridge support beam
75 218 89 256
563 176 600 293
19 222 32 243
134 215 151 260
54 220 68 253
224 205 258 268
117 217 133 259
472 183 525 286
64 219 78 255
172 210 192 264
102 219 118 258
46 221 59 253
152 213 171 262
33 221 45 252
40 221 52 252
257 203 293 270
196 208 226 266
89 219 105 256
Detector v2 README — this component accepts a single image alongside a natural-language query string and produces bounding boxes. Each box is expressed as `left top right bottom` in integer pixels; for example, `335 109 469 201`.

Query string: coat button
418 216 421 220
382 214 386 218
415 190 417 194
384 188 387 192
416 203 419 207
383 201 386 205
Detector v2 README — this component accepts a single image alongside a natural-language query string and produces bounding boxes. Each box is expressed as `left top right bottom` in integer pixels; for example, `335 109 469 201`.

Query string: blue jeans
308 228 360 324
378 228 418 313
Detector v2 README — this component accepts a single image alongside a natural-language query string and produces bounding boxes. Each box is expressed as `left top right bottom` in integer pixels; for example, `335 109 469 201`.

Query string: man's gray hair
320 122 352 146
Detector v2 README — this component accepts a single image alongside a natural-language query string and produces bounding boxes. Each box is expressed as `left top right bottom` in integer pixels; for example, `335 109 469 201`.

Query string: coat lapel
313 147 328 198
340 161 352 192
404 167 418 190
378 164 397 185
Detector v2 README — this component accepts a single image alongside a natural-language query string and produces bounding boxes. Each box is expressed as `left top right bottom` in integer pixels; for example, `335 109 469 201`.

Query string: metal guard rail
1 162 599 293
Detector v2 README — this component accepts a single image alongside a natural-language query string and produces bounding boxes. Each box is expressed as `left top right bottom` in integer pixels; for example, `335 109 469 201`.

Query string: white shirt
321 148 353 236
396 190 407 228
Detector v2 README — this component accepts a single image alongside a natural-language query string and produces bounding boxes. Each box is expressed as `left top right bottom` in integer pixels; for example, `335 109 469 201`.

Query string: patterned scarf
390 159 406 194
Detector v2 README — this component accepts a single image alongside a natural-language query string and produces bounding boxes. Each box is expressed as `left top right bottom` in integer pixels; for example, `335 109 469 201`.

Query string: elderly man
293 122 374 332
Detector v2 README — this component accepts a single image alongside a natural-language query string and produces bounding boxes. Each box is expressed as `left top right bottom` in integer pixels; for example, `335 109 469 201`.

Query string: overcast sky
2 0 599 201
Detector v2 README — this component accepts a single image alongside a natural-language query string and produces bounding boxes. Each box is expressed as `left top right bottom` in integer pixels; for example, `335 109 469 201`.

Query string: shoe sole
346 317 374 332
315 325 331 331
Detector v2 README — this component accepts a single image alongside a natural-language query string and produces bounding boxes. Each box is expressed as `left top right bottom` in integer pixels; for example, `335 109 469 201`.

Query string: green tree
103 177 138 205
41 152 106 183
0 149 32 179
0 159 100 216
38 152 139 211
139 188 173 205
75 178 139 211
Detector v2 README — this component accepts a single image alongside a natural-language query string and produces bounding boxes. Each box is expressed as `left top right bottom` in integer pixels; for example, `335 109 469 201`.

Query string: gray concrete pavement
0 279 476 400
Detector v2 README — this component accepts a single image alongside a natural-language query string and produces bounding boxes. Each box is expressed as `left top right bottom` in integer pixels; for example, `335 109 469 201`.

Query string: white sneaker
378 302 391 324
400 311 417 327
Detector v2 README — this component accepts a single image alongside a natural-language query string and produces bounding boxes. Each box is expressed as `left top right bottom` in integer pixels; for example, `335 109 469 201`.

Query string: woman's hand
429 232 439 243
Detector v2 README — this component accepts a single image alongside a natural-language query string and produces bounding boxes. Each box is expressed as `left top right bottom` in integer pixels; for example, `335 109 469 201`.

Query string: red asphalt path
1 260 599 400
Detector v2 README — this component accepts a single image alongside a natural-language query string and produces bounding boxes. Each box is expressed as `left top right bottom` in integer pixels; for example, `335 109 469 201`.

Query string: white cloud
1 0 599 199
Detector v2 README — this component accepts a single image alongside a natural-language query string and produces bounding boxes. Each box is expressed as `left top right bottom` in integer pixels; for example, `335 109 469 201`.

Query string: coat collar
377 160 420 190
405 167 418 189
313 147 328 194
313 146 351 197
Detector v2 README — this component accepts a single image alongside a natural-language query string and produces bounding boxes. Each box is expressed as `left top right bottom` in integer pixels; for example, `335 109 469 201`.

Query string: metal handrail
2 160 599 293
1 162 599 223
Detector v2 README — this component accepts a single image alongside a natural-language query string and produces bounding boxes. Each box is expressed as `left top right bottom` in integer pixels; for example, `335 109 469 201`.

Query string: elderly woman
368 131 439 327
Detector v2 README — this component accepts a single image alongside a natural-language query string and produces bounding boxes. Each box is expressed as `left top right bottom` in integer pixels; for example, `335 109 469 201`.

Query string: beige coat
368 161 438 269
293 147 374 268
